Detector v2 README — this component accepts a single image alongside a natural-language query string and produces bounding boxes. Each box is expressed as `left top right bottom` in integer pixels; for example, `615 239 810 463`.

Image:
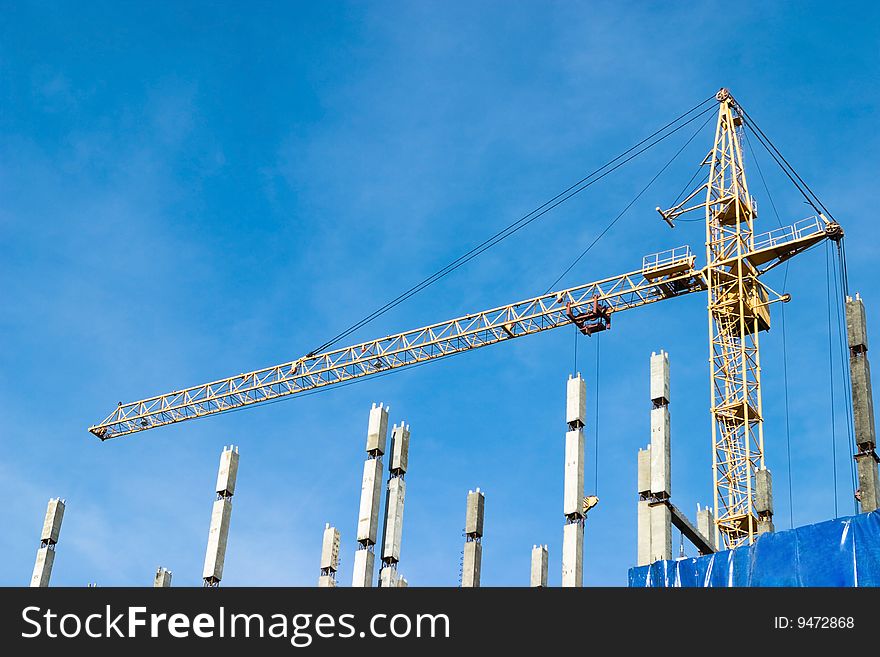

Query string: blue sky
1 1 878 586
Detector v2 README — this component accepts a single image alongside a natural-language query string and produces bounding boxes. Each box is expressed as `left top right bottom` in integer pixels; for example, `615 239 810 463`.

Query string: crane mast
705 91 765 549
89 90 843 551
659 89 842 548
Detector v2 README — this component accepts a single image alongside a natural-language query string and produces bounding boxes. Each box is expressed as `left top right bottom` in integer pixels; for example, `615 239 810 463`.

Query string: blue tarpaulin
629 510 880 587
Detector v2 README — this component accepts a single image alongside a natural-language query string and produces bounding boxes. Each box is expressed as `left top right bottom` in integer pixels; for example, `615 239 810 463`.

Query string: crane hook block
566 297 611 337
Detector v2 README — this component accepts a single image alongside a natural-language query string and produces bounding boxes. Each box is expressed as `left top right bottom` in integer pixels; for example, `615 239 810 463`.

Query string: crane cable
307 96 718 356
779 295 794 528
826 242 840 518
742 101 857 519
832 241 859 514
594 334 600 497
744 128 796 528
543 107 716 293
738 104 835 222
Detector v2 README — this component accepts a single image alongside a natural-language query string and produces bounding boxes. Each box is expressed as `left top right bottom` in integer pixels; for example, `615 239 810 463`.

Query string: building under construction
28 89 880 587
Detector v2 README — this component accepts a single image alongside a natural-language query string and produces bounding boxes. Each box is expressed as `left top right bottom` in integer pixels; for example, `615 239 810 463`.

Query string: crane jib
88 215 836 440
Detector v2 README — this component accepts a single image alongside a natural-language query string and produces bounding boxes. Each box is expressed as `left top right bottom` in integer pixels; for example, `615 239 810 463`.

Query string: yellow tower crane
89 89 843 550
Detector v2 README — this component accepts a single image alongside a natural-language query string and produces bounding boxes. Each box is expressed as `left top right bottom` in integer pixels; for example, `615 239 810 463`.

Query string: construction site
15 86 880 589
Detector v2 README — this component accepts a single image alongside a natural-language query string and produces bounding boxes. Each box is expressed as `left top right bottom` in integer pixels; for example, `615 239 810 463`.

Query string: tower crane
89 89 843 550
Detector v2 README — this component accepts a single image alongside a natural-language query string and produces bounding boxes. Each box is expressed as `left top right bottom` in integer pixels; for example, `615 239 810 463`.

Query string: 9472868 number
774 617 854 629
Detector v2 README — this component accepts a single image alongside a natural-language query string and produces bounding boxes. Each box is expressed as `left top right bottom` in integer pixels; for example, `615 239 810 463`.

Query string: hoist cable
737 104 836 221
780 301 794 529
594 334 600 496
825 242 840 518
543 109 715 293
831 245 859 514
308 96 717 356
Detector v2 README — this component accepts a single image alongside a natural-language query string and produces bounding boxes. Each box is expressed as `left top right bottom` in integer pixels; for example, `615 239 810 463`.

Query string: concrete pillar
203 445 238 587
318 523 340 587
30 498 65 588
203 498 233 585
530 544 548 587
562 374 586 587
637 447 651 497
461 488 485 588
564 430 585 517
650 407 671 499
378 422 409 587
561 522 584 587
381 478 406 564
353 404 388 587
696 505 716 552
351 550 375 588
566 373 587 429
462 542 482 587
636 446 652 566
31 548 55 588
357 458 383 544
649 350 671 499
847 294 880 512
648 351 672 561
379 567 401 588
855 455 880 512
153 567 172 588
637 500 652 567
465 487 485 537
755 467 775 534
389 423 410 475
649 503 672 562
637 351 674 567
367 402 390 455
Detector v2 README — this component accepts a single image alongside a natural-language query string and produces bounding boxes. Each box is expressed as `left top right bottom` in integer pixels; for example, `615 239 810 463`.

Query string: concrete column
636 446 652 566
31 549 55 588
561 523 584 587
648 503 672 562
755 467 775 535
637 447 651 497
636 352 674 566
562 374 586 587
696 505 716 552
353 403 388 587
847 294 880 512
649 350 671 499
649 351 672 561
318 523 340 587
357 459 383 544
378 422 409 587
855 455 880 512
154 567 172 588
351 550 375 588
461 488 485 587
530 544 548 587
462 542 482 587
379 567 401 588
650 407 671 499
203 498 233 585
563 430 585 517
203 445 238 587
380 479 406 567
30 498 65 588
